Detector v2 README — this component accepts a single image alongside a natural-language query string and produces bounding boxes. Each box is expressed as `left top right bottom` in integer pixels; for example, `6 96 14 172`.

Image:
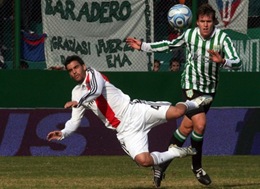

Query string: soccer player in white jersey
47 55 213 171
126 3 241 187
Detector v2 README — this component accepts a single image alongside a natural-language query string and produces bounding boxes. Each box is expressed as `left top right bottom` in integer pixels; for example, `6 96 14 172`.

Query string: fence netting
0 0 259 71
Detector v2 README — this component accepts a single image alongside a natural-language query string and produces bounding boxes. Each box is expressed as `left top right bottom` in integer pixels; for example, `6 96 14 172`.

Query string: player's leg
189 113 212 185
154 114 211 186
152 116 193 188
184 91 213 185
165 95 213 120
122 102 196 167
134 145 196 167
116 102 168 167
119 127 196 167
152 91 213 187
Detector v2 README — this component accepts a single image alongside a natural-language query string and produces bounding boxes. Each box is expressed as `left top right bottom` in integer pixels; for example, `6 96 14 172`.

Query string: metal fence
0 0 259 71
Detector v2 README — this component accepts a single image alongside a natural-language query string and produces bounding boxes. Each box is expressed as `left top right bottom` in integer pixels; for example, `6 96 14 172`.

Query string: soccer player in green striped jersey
126 3 241 188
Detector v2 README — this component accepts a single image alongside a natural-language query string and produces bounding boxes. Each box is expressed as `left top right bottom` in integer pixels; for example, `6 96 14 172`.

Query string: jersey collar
197 27 217 41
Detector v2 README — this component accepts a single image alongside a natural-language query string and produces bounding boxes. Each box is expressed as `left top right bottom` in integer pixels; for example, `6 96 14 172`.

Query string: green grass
0 156 259 189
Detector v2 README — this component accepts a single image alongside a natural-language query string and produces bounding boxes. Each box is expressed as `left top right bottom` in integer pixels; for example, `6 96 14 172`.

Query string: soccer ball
167 4 192 29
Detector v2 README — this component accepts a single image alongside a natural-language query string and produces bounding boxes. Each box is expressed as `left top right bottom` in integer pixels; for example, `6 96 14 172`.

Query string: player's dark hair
197 3 219 25
63 55 85 69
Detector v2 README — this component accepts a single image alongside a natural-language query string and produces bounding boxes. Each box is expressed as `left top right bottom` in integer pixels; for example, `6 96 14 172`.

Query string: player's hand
47 131 62 141
207 49 225 64
126 37 142 50
64 101 78 108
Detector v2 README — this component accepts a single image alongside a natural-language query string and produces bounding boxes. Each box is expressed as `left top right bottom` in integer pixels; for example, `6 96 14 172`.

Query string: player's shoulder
87 67 110 82
86 66 96 73
215 28 228 36
182 28 196 39
86 67 100 77
185 27 197 34
183 28 197 37
186 28 195 32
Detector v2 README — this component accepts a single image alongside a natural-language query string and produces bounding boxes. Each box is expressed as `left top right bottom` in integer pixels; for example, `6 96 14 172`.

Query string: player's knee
179 125 193 135
193 124 206 133
134 154 151 167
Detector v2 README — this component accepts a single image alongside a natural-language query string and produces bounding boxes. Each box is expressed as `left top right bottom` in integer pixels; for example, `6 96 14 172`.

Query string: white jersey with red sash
61 67 171 159
61 67 130 138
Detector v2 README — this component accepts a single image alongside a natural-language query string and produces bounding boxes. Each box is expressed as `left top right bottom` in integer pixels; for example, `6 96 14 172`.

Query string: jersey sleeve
77 68 105 107
141 32 185 52
60 86 87 139
61 105 86 139
222 35 241 70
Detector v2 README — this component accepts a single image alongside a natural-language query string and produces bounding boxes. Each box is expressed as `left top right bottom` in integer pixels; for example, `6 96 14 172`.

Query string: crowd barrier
0 108 259 156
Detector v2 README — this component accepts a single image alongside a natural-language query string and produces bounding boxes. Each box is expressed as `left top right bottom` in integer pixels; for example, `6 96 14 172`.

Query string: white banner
41 0 154 71
209 0 248 34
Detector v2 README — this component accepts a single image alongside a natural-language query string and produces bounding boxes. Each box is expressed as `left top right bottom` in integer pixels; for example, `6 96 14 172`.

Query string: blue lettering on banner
0 113 29 156
0 109 260 156
31 113 89 156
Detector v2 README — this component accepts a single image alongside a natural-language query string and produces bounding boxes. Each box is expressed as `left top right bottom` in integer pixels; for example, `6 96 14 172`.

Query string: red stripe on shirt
101 74 109 81
85 74 91 90
95 95 121 128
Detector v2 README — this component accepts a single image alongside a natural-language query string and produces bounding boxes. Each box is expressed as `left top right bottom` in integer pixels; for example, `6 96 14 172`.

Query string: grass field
0 155 259 189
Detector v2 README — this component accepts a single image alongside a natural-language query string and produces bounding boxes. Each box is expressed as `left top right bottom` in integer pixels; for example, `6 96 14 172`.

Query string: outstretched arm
126 35 185 53
46 99 85 141
126 37 142 50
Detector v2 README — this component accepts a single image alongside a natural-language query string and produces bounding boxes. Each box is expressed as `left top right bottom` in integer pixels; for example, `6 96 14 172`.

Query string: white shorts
116 100 170 159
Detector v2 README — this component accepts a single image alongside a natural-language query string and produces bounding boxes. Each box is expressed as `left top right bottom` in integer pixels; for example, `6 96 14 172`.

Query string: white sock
150 150 178 165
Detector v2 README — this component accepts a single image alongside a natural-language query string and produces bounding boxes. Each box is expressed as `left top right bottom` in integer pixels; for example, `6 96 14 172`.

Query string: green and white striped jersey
141 27 241 93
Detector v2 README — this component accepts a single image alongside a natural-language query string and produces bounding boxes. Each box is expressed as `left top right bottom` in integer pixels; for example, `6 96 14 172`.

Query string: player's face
197 14 215 39
66 60 86 83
